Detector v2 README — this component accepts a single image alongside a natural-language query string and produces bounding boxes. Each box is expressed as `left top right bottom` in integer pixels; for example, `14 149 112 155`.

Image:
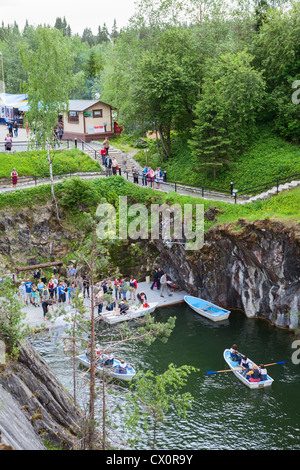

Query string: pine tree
189 86 232 180
54 17 62 30
97 23 110 43
110 19 119 42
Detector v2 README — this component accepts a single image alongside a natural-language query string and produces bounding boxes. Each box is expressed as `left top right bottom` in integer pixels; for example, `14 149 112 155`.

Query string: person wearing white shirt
19 282 26 305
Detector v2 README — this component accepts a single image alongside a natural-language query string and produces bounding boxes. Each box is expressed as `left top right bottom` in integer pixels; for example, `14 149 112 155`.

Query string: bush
59 177 99 209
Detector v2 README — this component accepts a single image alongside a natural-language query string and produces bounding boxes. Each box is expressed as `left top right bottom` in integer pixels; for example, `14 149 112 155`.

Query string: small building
62 99 116 143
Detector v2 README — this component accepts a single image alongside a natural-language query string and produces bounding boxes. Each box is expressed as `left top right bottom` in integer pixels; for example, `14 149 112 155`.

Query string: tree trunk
88 239 96 450
155 128 164 164
166 126 171 157
157 124 171 159
102 369 106 450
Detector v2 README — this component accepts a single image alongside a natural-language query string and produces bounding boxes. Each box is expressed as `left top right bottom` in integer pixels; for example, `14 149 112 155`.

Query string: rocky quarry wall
154 218 300 331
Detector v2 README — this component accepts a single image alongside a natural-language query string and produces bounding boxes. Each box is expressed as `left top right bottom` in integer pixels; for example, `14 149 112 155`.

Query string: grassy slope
129 127 300 193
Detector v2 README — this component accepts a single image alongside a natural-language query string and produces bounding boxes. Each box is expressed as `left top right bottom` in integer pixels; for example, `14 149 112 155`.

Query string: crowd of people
17 265 145 319
100 138 166 189
17 263 175 320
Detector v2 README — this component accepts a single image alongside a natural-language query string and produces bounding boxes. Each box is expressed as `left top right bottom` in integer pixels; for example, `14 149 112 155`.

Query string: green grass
109 134 139 153
133 127 300 194
0 148 101 178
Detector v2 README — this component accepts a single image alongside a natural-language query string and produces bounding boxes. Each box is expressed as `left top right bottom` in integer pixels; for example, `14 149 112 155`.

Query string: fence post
277 179 279 194
233 189 237 204
175 182 177 192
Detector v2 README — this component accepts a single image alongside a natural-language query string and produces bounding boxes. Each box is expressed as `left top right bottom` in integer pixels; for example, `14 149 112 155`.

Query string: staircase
243 180 300 203
85 140 143 173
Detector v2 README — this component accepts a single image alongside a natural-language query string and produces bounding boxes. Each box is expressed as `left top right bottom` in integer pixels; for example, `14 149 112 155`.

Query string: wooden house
62 99 116 143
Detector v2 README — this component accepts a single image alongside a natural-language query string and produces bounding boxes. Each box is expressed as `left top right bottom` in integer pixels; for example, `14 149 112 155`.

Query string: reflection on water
31 305 300 450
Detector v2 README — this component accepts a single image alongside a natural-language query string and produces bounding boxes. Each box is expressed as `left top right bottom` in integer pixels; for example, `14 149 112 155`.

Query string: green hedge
0 175 299 228
0 149 101 178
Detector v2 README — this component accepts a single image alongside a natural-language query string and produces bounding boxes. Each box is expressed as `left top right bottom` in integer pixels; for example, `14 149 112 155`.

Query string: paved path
1 124 299 204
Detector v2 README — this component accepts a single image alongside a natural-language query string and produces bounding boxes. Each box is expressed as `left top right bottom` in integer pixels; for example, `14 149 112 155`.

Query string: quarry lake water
31 303 300 450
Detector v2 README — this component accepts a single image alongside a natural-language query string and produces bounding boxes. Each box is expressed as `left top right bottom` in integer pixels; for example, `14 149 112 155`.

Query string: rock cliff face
0 341 83 450
0 203 72 271
0 204 299 329
154 218 300 331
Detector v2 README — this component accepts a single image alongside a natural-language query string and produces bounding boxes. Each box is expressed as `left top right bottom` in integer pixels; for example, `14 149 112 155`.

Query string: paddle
206 360 286 375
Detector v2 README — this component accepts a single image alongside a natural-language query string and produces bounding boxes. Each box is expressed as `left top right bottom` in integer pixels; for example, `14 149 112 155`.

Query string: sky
0 0 137 35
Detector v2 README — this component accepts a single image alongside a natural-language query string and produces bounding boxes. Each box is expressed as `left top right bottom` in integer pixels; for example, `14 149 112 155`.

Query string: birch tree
19 26 74 224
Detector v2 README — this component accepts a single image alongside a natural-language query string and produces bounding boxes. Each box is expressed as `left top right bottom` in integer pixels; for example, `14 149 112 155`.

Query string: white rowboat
99 302 158 325
223 349 274 389
77 353 136 381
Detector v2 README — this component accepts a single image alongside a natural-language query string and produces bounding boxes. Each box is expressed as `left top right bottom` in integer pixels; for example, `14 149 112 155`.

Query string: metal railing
0 170 106 190
74 138 102 161
237 172 300 197
0 138 75 151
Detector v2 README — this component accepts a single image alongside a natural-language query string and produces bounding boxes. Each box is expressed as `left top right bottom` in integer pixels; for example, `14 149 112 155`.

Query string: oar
206 360 285 375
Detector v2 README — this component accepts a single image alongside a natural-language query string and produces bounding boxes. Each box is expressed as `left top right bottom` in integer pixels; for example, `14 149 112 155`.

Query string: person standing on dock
129 276 137 301
150 268 159 290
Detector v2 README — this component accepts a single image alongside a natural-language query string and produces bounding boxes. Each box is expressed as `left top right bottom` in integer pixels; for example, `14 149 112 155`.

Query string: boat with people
99 301 158 325
184 296 230 322
223 349 274 389
76 352 136 381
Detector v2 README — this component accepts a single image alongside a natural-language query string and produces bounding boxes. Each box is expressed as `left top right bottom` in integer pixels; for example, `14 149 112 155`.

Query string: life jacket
248 368 261 381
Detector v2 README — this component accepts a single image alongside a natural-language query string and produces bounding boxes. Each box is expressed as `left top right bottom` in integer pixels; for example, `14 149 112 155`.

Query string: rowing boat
76 353 136 381
184 296 230 322
99 302 158 325
223 349 274 389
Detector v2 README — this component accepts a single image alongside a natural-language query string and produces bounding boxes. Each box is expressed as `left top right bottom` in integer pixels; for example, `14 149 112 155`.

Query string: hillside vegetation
0 176 298 230
131 127 300 193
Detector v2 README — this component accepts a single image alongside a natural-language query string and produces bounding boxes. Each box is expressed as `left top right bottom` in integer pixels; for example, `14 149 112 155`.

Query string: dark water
31 304 300 450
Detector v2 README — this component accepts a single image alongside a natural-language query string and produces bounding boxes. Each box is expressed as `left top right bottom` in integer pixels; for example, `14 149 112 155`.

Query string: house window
68 111 79 123
93 109 103 118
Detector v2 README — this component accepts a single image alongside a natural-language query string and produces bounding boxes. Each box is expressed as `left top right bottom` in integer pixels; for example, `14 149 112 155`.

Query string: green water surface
32 304 300 450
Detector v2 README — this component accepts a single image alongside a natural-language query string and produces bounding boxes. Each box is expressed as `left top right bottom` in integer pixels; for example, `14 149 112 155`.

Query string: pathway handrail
237 172 300 196
76 138 102 161
0 138 76 150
